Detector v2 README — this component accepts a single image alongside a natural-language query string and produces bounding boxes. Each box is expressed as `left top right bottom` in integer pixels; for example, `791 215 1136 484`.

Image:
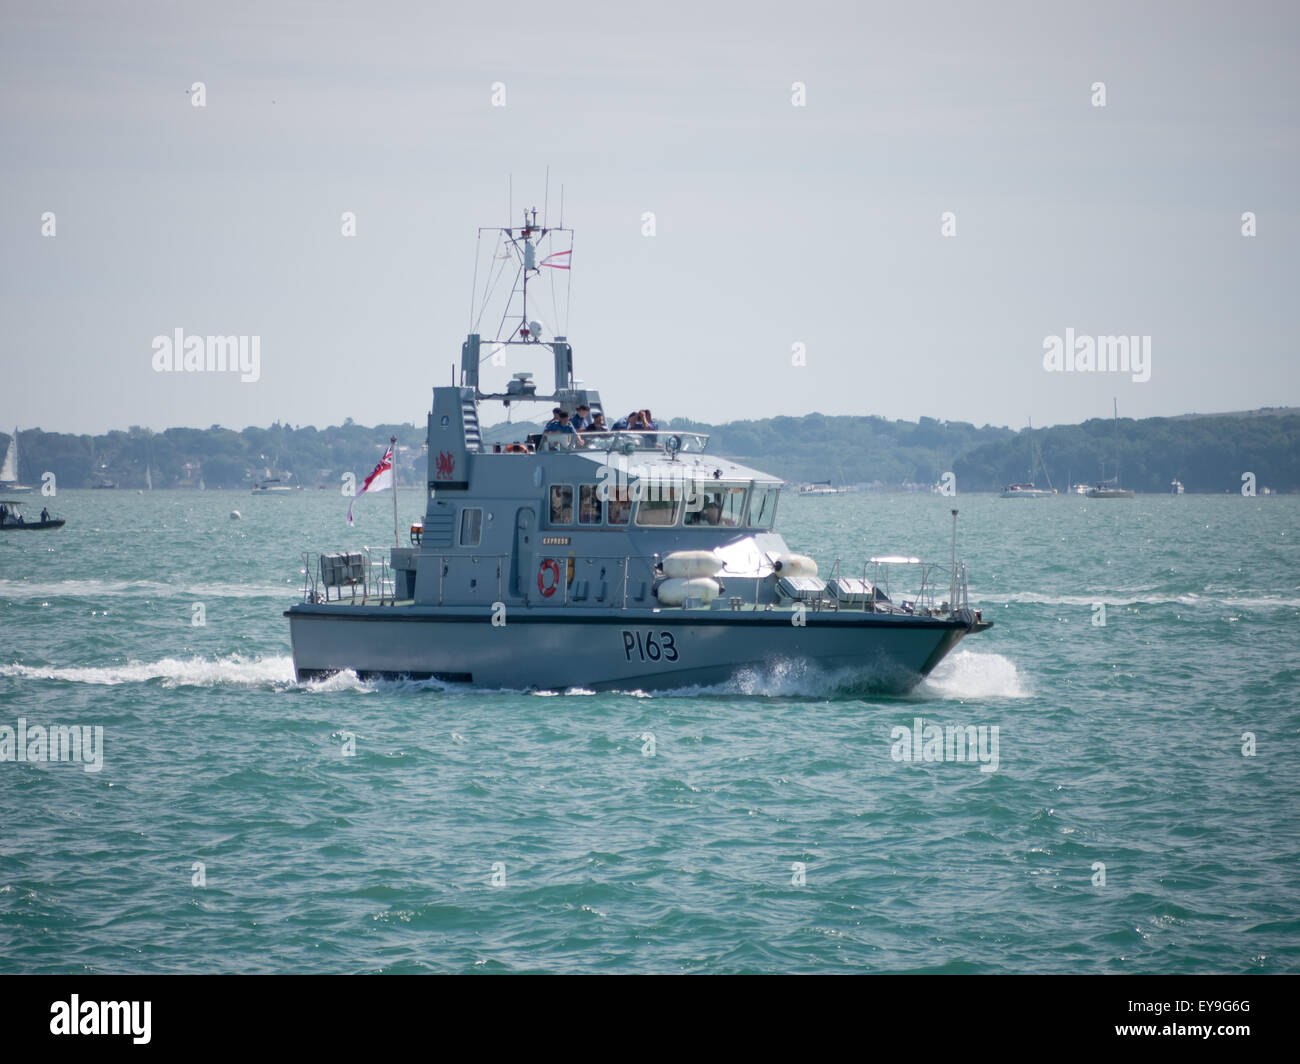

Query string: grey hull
286 605 982 693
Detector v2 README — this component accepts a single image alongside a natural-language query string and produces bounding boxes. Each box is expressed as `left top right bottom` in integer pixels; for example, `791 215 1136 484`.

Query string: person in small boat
0 504 7 524
40 507 49 522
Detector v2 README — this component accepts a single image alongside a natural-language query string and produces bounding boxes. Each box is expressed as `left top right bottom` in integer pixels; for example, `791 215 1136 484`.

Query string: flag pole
390 435 399 548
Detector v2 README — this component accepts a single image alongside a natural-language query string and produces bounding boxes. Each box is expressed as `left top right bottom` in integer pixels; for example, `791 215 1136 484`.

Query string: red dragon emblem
435 451 455 479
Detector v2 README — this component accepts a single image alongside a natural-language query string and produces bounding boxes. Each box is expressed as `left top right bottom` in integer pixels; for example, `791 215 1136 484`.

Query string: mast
1113 397 1120 485
1028 417 1054 491
949 509 959 610
391 435 399 548
465 204 575 400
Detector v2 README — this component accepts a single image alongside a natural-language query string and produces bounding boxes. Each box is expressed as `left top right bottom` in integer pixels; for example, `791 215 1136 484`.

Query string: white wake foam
919 650 1029 700
628 658 919 700
2 650 1027 701
0 654 295 688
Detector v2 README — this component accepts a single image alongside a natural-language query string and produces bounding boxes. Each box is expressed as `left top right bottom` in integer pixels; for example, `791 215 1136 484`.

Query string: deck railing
301 549 395 605
299 548 974 618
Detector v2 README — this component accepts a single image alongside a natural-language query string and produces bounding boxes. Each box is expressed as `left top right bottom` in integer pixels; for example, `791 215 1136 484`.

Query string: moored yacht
1086 399 1135 498
251 477 295 495
999 483 1053 499
1000 419 1055 497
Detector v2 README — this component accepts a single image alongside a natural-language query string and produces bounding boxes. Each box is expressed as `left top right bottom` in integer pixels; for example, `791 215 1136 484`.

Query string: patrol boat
286 209 991 692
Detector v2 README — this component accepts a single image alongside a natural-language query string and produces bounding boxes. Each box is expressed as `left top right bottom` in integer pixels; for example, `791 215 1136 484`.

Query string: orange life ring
538 558 560 597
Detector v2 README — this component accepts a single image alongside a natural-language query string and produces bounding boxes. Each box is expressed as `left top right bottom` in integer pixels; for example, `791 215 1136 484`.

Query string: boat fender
772 553 817 577
655 577 720 606
537 558 561 597
661 550 723 579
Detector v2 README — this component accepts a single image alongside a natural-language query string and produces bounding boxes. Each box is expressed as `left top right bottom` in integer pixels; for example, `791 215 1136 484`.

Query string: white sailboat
0 428 33 492
1086 399 1136 498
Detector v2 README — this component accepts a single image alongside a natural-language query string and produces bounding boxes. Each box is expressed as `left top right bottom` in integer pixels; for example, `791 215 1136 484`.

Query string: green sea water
1 489 1297 973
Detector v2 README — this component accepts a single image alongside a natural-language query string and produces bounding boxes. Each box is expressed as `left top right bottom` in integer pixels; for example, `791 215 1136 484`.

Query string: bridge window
549 484 573 525
635 487 681 526
607 486 632 526
685 485 746 527
579 484 603 525
748 486 779 529
460 507 483 546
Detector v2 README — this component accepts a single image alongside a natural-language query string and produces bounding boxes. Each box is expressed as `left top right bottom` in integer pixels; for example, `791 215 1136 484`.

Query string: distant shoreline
3 406 1296 495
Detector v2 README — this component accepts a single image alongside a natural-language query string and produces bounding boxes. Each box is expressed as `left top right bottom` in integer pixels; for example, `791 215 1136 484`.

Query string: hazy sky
2 0 1297 435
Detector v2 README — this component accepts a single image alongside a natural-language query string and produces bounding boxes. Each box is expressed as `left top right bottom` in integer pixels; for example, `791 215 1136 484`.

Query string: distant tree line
1 421 425 491
4 409 1296 493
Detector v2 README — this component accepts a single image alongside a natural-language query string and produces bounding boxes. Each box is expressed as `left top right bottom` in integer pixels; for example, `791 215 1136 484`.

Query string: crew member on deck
544 410 581 447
